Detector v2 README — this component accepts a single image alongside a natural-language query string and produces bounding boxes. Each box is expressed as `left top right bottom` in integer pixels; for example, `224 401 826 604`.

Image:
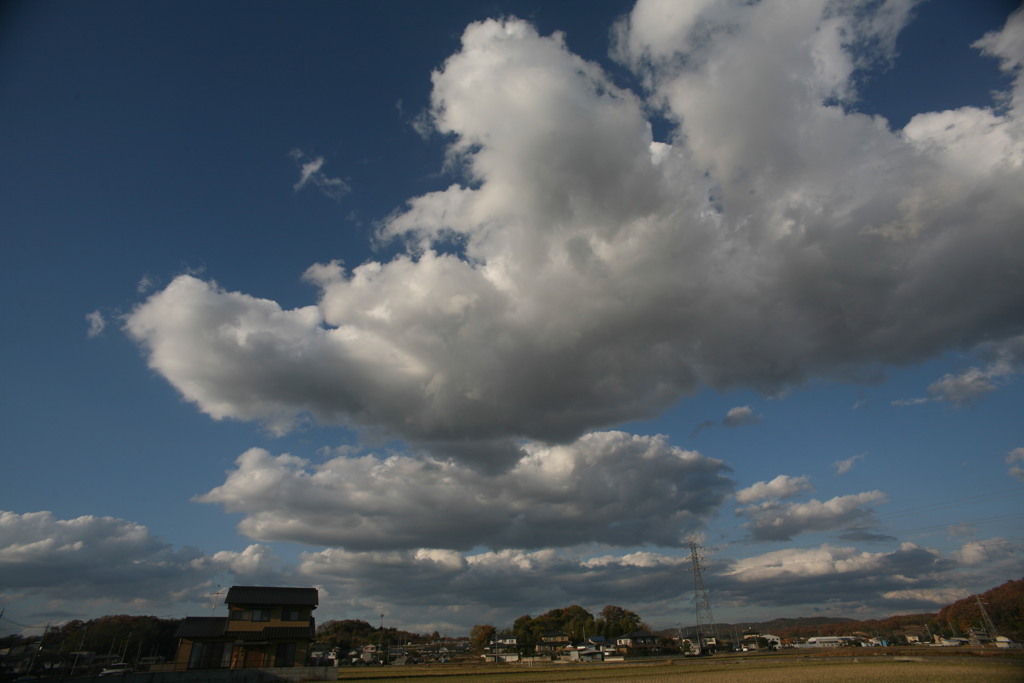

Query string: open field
332 651 1024 682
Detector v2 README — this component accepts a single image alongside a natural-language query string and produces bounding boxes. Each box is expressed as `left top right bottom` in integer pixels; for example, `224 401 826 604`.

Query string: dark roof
175 617 228 639
224 586 319 607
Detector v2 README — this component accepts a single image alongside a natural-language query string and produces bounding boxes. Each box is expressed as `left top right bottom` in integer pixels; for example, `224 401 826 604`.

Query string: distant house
536 630 571 654
173 586 318 670
741 633 781 651
798 636 848 648
616 630 658 652
566 646 603 661
482 637 520 663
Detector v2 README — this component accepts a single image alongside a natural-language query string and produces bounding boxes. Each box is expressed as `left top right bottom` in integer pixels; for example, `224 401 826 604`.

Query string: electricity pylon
976 595 999 637
688 539 717 654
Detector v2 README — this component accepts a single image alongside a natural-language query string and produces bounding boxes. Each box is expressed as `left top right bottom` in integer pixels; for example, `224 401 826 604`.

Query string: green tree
598 605 643 638
316 619 375 650
513 614 536 654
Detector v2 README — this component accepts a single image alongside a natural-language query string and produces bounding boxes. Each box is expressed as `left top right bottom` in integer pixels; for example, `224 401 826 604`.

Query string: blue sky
2 0 1023 636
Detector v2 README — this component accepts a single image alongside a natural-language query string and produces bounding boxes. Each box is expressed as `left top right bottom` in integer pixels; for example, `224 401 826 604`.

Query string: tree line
313 619 449 652
0 615 182 663
472 604 649 653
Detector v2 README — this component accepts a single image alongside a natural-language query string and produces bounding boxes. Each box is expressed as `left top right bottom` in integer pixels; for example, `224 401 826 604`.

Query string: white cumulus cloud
125 5 1024 468
0 510 206 601
735 475 812 504
198 431 734 550
736 490 888 541
722 405 761 428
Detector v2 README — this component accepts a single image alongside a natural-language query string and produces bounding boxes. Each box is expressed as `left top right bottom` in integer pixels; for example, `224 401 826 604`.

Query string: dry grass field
331 651 1024 682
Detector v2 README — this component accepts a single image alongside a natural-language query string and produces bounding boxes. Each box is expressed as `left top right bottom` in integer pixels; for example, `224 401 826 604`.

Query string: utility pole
688 539 717 654
29 623 49 675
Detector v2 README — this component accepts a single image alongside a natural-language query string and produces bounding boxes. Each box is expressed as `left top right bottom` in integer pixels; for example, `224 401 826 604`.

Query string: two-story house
615 630 658 652
173 586 318 670
535 630 571 655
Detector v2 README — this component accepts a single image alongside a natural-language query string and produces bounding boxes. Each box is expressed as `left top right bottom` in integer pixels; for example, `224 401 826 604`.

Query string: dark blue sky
1 0 1021 634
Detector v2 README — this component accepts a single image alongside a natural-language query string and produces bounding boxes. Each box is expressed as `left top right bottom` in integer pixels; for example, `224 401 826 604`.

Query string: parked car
99 663 133 676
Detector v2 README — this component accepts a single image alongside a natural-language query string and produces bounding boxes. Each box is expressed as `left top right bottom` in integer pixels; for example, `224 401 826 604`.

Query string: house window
230 610 251 621
281 609 302 621
275 642 296 667
188 642 226 669
252 609 271 622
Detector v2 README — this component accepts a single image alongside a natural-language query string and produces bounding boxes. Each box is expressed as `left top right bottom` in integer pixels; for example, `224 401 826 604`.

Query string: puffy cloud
893 334 1024 406
736 490 887 541
0 510 207 601
2 510 1015 632
198 431 734 550
1008 447 1024 481
833 453 865 476
706 537 1017 615
125 4 1024 465
124 275 335 436
735 475 812 504
715 542 958 612
725 544 898 582
297 545 689 630
722 405 761 428
926 367 1001 405
199 544 285 578
0 511 318 620
953 537 1018 566
974 7 1024 112
927 335 1024 405
300 536 1022 630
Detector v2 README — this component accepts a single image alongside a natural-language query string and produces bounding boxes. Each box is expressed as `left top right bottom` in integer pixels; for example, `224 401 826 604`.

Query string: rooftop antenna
209 585 224 615
688 539 717 654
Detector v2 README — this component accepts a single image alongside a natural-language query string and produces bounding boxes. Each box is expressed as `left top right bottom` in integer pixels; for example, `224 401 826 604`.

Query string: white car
99 663 133 676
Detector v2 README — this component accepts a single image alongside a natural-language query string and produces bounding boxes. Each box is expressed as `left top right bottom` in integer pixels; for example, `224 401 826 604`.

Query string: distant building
536 630 571 654
796 636 851 648
616 630 658 653
173 586 318 670
741 634 781 651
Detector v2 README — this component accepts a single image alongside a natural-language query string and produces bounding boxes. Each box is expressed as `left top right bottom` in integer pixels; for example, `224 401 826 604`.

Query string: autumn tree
937 579 1024 641
469 624 496 653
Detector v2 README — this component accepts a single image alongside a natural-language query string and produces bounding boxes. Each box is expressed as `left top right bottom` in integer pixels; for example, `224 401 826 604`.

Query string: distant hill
938 578 1024 637
666 578 1024 643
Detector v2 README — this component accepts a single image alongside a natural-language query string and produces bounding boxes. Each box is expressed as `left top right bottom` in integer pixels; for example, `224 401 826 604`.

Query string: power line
877 489 1024 520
